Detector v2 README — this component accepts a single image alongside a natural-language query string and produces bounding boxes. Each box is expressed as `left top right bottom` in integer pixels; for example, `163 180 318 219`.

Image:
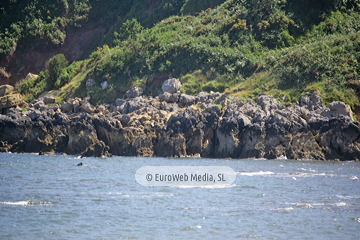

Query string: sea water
0 153 359 239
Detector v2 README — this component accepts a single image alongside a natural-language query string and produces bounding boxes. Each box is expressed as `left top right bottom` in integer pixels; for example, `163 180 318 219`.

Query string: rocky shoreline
0 80 359 161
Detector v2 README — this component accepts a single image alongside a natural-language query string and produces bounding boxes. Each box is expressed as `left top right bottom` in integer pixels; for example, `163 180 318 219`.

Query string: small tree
45 54 68 90
113 19 144 45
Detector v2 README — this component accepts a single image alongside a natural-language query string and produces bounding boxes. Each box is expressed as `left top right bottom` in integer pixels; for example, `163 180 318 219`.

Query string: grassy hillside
13 0 360 111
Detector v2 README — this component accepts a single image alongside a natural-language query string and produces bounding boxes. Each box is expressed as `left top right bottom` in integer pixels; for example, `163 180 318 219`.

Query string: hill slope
4 0 360 116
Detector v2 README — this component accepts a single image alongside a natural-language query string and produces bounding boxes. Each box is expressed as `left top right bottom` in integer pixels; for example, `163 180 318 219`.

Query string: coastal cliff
0 81 359 160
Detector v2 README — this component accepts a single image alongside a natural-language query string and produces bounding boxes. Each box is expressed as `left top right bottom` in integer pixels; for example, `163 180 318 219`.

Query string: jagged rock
73 99 80 113
205 104 221 116
159 92 171 102
300 91 324 111
159 92 181 103
97 105 107 114
169 92 180 102
61 101 73 113
81 101 95 114
309 91 323 110
154 132 186 157
2 106 22 116
114 114 130 125
0 94 359 161
43 96 56 104
325 101 354 119
122 97 148 114
115 98 126 107
28 110 41 120
66 119 98 154
197 92 210 102
0 85 14 97
33 100 45 109
179 94 198 105
53 112 69 125
256 95 284 115
24 73 39 81
81 140 111 157
100 81 109 89
126 87 142 98
0 93 23 110
161 78 181 94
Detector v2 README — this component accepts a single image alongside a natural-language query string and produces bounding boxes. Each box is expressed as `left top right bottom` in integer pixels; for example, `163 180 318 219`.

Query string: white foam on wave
334 202 348 207
237 171 338 178
279 201 350 208
335 194 360 199
182 225 202 230
237 171 275 176
0 200 30 205
176 184 237 189
0 200 51 206
122 192 174 199
270 207 294 211
348 176 359 180
106 192 123 195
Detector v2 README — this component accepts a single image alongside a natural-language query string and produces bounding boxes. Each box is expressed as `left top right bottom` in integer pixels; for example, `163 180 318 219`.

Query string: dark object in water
77 162 83 166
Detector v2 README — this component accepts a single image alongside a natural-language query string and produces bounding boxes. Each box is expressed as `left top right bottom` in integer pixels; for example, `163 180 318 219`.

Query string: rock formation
0 83 359 160
0 85 25 111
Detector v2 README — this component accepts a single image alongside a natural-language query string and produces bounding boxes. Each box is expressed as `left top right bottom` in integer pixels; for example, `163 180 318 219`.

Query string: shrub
45 54 68 90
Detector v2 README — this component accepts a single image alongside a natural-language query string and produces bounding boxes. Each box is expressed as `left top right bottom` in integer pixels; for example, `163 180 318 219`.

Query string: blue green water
0 153 359 239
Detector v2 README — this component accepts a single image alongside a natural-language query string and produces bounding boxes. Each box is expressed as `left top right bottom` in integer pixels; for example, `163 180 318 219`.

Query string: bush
45 54 68 90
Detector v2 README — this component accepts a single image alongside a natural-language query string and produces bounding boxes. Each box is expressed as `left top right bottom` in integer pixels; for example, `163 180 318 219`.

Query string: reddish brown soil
0 26 106 86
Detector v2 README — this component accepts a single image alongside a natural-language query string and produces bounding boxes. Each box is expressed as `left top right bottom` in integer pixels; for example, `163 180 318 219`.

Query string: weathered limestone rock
100 81 109 89
325 101 354 119
43 96 56 104
0 85 14 97
115 98 126 107
0 93 23 110
0 93 359 160
179 94 198 105
126 87 142 98
66 120 98 154
81 101 95 114
256 95 284 115
81 140 111 158
61 101 73 113
159 92 180 103
162 78 181 93
24 73 39 81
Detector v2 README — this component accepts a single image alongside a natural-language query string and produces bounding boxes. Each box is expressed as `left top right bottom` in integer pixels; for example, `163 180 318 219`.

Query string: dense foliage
11 0 360 108
0 0 91 57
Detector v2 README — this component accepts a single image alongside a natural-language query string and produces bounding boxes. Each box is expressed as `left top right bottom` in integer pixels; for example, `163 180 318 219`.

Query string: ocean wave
176 184 237 189
0 200 51 206
182 225 202 231
237 171 275 176
279 202 350 208
237 171 339 178
270 207 294 211
335 194 360 199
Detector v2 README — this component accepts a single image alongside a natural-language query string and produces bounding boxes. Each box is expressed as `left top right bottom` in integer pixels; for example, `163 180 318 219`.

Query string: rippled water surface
0 153 359 239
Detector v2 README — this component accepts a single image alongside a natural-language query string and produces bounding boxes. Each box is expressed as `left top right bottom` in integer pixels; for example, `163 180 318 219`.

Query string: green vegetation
7 0 360 108
0 0 91 57
45 54 68 90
